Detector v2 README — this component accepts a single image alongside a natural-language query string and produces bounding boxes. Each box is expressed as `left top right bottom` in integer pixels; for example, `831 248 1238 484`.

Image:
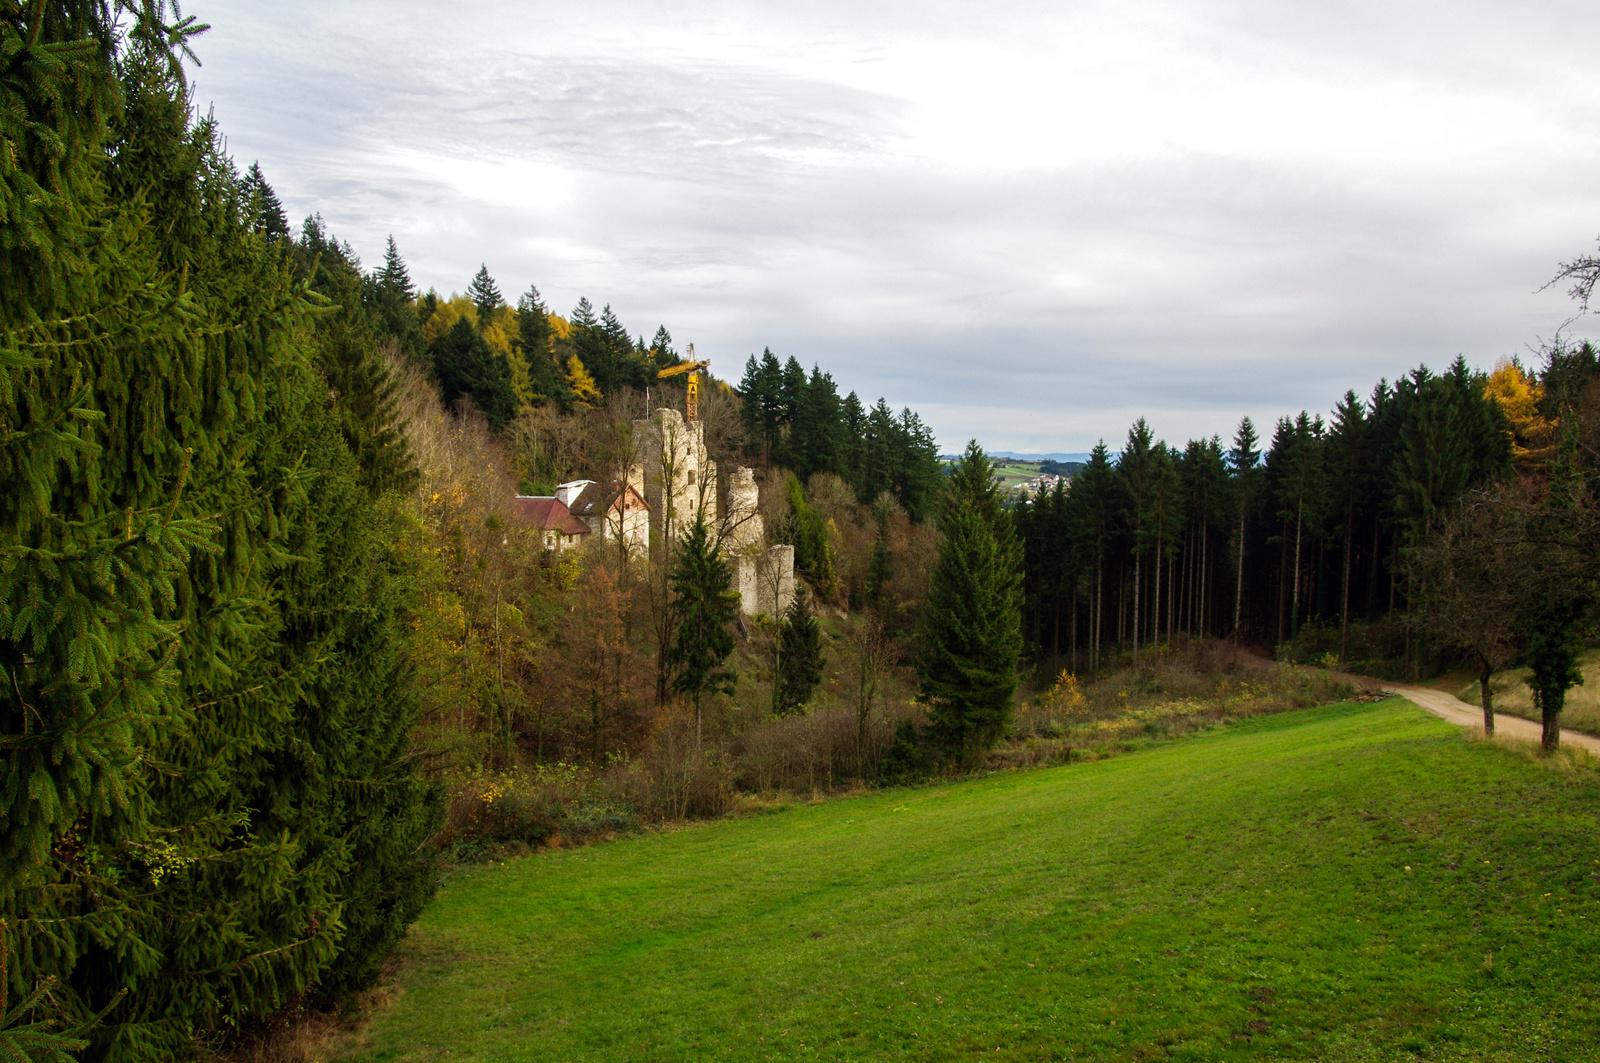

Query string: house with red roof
509 494 590 552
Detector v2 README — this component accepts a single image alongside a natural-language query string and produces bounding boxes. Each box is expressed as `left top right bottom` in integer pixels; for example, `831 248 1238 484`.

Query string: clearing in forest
347 700 1600 1061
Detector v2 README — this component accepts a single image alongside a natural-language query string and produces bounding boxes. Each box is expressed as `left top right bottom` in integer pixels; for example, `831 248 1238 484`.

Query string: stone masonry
631 410 794 618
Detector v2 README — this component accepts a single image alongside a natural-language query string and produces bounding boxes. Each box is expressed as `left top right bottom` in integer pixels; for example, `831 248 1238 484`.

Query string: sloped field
350 701 1600 1061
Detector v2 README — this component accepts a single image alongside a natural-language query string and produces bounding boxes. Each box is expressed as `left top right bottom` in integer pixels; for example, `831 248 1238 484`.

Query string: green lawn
348 701 1600 1061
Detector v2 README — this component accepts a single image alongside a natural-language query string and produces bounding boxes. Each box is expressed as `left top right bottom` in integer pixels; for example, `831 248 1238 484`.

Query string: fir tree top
380 235 415 301
600 303 629 346
468 263 503 321
517 283 548 317
650 324 675 362
571 296 598 328
241 161 289 238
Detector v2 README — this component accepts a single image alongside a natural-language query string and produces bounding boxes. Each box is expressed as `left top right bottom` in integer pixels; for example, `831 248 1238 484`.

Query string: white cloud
189 0 1600 450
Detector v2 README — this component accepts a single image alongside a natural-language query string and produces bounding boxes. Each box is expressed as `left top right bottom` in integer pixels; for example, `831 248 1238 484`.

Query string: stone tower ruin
632 407 717 550
724 466 794 619
631 409 794 618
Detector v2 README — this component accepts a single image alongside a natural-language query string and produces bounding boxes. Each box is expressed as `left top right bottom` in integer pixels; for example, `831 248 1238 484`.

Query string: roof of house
509 495 590 536
568 480 649 520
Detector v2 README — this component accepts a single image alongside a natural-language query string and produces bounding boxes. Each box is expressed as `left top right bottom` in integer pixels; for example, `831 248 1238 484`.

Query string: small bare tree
567 565 635 763
849 611 897 777
1409 486 1526 734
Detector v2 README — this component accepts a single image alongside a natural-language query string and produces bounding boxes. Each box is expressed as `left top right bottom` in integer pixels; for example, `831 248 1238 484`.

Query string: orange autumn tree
1485 358 1559 465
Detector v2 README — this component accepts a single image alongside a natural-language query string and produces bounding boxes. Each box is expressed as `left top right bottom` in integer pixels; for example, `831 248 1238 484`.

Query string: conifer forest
5 4 1600 1061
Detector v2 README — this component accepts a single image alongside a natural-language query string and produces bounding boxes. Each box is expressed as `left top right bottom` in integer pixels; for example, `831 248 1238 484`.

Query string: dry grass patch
1456 648 1600 737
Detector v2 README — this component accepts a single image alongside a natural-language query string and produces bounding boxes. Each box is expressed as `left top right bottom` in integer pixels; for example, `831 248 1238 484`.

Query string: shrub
879 719 931 784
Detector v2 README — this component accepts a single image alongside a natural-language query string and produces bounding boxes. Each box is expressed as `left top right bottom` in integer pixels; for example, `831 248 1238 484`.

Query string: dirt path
1377 680 1600 755
1236 646 1600 754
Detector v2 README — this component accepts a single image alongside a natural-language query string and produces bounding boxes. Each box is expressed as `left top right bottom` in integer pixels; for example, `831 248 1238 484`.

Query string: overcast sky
192 0 1600 452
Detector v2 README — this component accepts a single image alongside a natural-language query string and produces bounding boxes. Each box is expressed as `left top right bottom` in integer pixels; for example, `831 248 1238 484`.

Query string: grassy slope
351 701 1600 1062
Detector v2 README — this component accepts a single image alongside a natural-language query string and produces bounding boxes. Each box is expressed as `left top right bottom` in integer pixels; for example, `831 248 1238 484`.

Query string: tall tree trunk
1200 522 1209 639
1171 550 1184 643
1191 525 1200 637
1071 586 1078 674
1118 569 1126 657
1290 500 1304 642
1151 531 1160 655
1132 554 1141 668
1093 566 1100 671
1366 520 1381 620
1233 509 1246 641
1340 501 1353 662
1276 521 1289 646
1188 526 1197 637
1388 540 1397 616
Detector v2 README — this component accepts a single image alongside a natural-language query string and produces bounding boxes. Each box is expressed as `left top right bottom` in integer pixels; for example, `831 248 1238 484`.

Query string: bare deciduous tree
1409 485 1527 734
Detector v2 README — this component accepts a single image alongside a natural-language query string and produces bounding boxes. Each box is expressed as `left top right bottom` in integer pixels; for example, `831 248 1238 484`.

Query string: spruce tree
648 324 676 367
515 284 568 407
739 354 769 457
380 235 415 301
433 315 517 428
1228 418 1261 638
292 218 418 494
840 391 866 484
1072 442 1117 669
1117 419 1158 665
569 297 611 395
4 22 438 1056
667 513 740 739
785 477 835 597
866 509 893 606
370 235 426 358
596 303 651 392
240 161 289 238
1270 412 1326 643
795 365 843 480
467 263 503 323
917 441 1022 763
1328 392 1370 660
774 584 825 715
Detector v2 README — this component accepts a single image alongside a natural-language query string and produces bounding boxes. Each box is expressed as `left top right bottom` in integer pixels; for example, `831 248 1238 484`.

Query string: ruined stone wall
632 408 717 552
630 426 795 617
724 465 763 554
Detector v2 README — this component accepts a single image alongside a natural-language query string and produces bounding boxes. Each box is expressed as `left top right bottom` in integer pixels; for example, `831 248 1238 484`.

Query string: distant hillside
990 451 1092 462
1038 459 1084 477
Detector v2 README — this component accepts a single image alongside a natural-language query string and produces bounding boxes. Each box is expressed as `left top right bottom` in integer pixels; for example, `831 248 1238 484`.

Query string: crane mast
655 343 711 422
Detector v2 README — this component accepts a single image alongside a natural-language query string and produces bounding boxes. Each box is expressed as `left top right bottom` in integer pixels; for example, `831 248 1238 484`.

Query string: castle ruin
631 408 794 618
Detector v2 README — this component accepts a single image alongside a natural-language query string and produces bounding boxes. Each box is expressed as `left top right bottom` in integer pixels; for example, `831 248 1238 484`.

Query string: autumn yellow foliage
1484 358 1558 464
421 293 537 409
565 353 602 407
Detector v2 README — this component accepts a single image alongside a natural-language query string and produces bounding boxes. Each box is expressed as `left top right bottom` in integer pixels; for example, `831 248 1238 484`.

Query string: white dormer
554 479 596 508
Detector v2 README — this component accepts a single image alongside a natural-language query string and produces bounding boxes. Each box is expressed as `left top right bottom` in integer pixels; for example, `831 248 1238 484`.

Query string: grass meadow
343 700 1600 1061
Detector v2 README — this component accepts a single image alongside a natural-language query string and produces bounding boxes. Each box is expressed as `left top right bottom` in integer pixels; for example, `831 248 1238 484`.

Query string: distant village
1013 472 1071 496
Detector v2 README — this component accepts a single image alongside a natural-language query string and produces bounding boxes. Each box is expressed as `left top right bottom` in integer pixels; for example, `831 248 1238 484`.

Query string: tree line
737 349 944 523
1015 355 1523 671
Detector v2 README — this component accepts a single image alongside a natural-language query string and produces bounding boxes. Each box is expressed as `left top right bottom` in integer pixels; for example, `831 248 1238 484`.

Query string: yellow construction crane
656 343 711 422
